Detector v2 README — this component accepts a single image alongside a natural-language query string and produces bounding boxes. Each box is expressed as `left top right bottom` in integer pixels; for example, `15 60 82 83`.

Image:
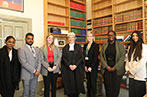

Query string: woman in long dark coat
83 32 99 97
61 32 85 97
0 36 21 97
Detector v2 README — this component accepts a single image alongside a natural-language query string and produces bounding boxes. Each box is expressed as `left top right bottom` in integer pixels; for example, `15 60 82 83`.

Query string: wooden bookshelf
70 16 86 21
70 7 86 13
48 12 69 18
70 0 87 44
115 18 143 25
44 0 87 44
91 0 147 44
71 0 86 5
44 0 70 39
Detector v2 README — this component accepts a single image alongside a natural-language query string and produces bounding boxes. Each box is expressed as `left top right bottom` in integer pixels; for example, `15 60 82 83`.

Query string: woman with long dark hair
100 30 126 97
126 30 147 97
0 36 21 97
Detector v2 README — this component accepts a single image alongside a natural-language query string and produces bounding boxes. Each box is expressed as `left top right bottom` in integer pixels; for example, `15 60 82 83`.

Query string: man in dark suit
18 33 41 97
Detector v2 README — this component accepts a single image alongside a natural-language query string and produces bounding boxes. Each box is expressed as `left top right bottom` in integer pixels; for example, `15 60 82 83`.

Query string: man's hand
34 70 40 76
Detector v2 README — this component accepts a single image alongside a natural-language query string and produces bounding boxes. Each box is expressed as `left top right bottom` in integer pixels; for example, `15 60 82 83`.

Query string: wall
0 0 44 47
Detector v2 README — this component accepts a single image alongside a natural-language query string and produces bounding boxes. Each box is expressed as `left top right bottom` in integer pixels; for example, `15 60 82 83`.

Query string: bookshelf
92 0 147 89
70 0 87 44
44 0 87 44
92 0 112 44
92 0 147 44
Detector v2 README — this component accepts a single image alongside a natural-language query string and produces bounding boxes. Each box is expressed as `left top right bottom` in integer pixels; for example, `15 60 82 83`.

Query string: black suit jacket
0 46 21 94
83 42 99 70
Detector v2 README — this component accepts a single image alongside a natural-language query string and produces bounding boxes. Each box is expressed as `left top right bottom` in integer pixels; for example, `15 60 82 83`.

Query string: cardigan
125 44 147 81
100 41 126 75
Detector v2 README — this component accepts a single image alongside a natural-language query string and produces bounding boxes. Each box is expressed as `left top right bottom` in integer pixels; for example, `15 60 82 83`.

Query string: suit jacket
40 45 61 76
83 42 99 70
18 45 41 80
100 41 126 75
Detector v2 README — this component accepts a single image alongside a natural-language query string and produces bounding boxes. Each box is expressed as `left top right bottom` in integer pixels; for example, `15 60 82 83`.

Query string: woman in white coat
126 30 147 97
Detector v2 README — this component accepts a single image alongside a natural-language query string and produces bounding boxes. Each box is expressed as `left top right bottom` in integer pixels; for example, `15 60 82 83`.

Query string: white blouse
125 44 147 81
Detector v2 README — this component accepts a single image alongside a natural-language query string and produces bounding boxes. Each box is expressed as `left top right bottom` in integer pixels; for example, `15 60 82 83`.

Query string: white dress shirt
9 49 12 61
69 43 75 51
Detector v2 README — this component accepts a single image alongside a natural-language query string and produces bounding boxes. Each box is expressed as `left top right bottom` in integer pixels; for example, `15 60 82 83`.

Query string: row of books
93 17 112 27
76 36 86 42
71 19 86 27
94 26 112 35
48 21 65 26
70 10 86 19
71 28 86 35
114 9 142 23
70 1 86 11
115 21 143 32
95 37 108 44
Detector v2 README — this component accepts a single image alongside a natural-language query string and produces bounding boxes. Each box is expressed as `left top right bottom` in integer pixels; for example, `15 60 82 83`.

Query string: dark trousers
68 94 79 97
104 71 122 97
43 72 58 97
0 87 15 97
86 72 97 97
129 78 146 97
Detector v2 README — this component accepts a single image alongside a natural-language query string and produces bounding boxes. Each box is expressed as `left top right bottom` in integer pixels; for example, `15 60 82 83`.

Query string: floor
0 83 128 97
26 84 128 97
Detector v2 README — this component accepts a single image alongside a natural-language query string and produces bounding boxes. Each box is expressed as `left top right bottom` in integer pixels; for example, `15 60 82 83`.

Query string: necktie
30 46 36 58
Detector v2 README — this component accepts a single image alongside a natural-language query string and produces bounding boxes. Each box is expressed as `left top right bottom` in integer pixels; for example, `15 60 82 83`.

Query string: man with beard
18 33 41 97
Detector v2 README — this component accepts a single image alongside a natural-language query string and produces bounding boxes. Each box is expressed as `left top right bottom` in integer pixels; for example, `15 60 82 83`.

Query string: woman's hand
88 67 92 72
85 66 88 72
52 66 57 71
48 67 53 72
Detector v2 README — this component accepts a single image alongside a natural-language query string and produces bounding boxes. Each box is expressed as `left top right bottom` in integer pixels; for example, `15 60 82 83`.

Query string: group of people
0 30 146 97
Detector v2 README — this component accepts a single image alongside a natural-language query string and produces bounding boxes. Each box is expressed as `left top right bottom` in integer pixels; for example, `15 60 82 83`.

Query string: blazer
83 42 99 70
0 46 21 94
125 44 147 81
40 45 61 76
100 41 126 75
18 45 41 80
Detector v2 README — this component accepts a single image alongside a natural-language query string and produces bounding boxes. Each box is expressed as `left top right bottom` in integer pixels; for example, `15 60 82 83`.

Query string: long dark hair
128 30 143 62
